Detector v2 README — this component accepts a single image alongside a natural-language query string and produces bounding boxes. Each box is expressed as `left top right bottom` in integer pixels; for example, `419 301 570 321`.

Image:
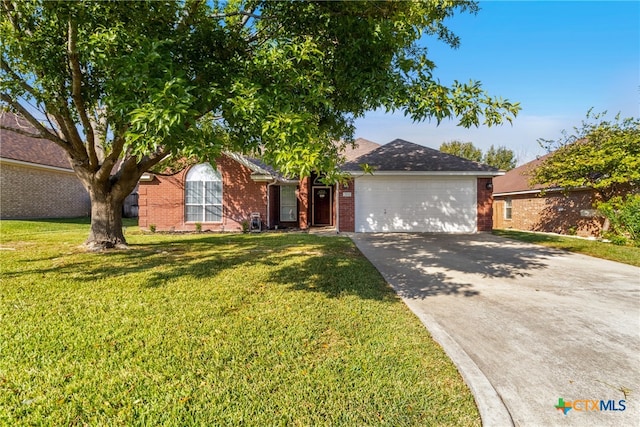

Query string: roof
228 137 381 182
492 154 550 195
342 138 501 174
0 112 72 170
342 138 380 162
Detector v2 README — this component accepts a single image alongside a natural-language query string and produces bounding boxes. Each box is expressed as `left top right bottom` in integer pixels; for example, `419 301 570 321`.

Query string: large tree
1 0 520 249
531 112 640 201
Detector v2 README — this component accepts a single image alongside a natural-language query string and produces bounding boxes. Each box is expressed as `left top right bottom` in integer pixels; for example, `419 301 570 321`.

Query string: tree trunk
85 187 127 250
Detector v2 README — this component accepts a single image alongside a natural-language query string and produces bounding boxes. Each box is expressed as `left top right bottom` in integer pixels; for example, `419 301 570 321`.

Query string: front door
312 187 332 226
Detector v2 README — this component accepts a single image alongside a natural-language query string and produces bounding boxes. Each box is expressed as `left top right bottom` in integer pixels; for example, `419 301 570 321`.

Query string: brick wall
493 189 604 237
337 178 355 232
476 178 494 232
0 162 90 219
298 176 310 229
138 155 268 232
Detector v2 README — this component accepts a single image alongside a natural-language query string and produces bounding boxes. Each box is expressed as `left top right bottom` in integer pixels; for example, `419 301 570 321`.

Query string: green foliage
532 111 640 200
0 220 480 425
1 0 520 245
596 194 640 246
2 0 520 176
439 140 483 162
439 140 516 170
484 144 516 170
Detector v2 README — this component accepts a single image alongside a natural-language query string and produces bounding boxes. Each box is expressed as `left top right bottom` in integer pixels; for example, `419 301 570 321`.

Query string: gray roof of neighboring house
342 138 501 173
0 112 72 170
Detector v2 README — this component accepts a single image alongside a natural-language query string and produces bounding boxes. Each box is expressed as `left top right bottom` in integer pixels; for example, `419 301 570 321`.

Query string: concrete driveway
351 233 640 427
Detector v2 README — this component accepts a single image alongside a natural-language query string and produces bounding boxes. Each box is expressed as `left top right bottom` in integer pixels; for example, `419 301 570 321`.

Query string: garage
355 175 477 233
340 139 502 233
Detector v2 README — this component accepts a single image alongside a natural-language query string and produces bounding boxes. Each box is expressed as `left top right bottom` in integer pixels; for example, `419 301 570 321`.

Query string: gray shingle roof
0 112 72 170
342 137 380 162
342 138 500 173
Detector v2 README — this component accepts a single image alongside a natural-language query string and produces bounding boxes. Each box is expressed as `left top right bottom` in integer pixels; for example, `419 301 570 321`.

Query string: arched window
185 163 222 222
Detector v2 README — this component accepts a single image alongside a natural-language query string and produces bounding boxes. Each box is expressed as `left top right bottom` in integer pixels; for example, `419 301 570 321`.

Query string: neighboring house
492 156 604 237
138 138 502 233
0 112 91 219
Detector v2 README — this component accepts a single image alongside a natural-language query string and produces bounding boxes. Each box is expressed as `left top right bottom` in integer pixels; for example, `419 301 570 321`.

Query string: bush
603 232 628 246
597 194 640 246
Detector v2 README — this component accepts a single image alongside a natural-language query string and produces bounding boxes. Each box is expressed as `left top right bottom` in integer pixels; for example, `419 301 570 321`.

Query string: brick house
139 138 502 233
0 112 91 219
492 156 604 237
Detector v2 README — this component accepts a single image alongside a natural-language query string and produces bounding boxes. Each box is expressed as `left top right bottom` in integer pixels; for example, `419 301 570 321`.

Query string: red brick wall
298 177 310 229
493 189 604 237
0 162 90 219
138 155 267 231
476 178 493 232
337 178 355 232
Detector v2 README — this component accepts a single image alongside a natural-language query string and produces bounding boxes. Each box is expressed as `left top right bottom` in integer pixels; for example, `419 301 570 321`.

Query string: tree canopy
531 112 640 201
483 145 516 171
439 140 516 170
1 0 520 247
439 140 483 162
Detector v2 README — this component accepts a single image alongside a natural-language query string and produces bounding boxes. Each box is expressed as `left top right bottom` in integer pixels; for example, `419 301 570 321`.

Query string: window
504 198 512 220
185 163 222 222
280 186 297 221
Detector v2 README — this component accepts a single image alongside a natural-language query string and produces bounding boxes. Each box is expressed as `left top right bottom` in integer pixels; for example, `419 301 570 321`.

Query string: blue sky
353 1 639 165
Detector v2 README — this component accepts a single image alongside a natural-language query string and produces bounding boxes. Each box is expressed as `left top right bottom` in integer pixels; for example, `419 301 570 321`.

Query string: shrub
149 224 156 233
597 194 640 246
195 222 202 233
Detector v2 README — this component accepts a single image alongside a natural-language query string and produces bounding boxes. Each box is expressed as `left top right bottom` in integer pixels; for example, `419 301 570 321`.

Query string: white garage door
355 176 477 233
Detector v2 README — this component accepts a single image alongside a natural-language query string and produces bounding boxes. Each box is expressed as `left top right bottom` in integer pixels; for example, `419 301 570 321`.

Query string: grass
0 219 480 426
493 229 640 267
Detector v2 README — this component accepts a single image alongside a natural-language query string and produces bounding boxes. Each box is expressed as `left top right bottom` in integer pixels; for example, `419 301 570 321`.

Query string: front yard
0 219 480 426
493 229 640 267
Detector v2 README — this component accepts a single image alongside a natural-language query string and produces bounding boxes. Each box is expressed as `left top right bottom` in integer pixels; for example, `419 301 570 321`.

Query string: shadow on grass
8 233 395 302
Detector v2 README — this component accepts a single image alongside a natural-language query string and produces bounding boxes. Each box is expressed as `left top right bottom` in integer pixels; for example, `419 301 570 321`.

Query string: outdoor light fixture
486 182 493 190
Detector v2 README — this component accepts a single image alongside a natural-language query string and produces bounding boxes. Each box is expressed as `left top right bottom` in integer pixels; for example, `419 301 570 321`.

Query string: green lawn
493 229 640 267
0 219 480 426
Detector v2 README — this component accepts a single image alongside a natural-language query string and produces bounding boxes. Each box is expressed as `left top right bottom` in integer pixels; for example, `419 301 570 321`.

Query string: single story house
138 138 502 233
492 155 604 237
0 112 91 219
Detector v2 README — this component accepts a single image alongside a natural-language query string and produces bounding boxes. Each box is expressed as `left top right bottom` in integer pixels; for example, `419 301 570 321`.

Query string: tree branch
0 59 39 99
0 123 43 139
138 148 171 173
214 10 262 21
51 103 89 162
68 19 98 169
96 129 128 184
1 0 32 37
0 93 69 147
177 0 204 32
